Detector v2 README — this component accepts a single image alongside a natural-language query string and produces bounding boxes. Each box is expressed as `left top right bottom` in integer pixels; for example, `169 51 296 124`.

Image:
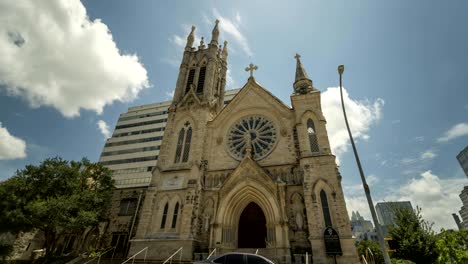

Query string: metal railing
121 247 148 264
162 247 183 264
207 248 217 259
83 247 116 264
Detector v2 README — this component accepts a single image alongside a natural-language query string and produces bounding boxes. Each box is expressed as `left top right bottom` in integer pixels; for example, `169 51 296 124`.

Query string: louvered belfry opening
185 69 196 94
196 66 206 94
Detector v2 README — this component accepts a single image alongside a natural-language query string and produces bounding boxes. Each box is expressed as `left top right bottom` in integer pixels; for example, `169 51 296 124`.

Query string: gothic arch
216 181 280 227
312 179 337 229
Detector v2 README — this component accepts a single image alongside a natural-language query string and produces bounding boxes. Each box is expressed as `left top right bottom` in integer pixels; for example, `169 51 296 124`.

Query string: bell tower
172 20 228 113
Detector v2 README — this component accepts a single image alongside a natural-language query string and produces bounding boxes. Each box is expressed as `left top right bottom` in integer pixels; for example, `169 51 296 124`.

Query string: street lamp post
338 65 392 264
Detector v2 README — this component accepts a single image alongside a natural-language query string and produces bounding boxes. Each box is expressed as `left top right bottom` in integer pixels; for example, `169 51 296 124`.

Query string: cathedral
128 20 359 264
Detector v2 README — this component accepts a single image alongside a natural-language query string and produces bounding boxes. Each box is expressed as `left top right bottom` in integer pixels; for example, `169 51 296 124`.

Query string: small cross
294 53 301 61
245 63 258 78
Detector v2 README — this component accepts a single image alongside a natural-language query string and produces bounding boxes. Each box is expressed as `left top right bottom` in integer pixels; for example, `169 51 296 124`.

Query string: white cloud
420 150 436 160
0 0 149 117
235 12 241 23
165 90 175 99
170 35 185 48
321 87 384 161
345 170 468 231
226 69 236 89
396 170 467 231
0 122 26 160
437 122 468 142
97 120 111 139
213 8 252 56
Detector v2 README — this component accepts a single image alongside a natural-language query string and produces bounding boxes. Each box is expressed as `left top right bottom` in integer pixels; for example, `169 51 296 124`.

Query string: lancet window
171 202 180 228
307 119 319 153
320 190 332 227
174 123 192 163
160 203 169 229
185 69 196 94
196 66 206 94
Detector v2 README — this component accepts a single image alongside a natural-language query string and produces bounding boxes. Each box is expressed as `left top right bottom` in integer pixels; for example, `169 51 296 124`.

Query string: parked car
194 252 274 264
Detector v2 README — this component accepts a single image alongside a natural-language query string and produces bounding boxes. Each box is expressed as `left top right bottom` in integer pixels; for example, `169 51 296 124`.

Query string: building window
174 128 185 163
185 69 196 94
196 67 206 94
171 202 179 228
307 119 319 153
320 190 332 227
182 127 192 162
160 203 169 229
119 199 138 216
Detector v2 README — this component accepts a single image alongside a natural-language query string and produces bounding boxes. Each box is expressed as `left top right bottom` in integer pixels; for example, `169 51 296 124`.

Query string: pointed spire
293 53 314 94
185 25 195 50
210 19 220 45
222 40 228 59
198 37 205 50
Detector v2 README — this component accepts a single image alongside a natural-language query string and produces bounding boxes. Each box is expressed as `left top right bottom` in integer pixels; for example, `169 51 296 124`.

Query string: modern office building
375 201 413 227
457 146 468 177
459 186 468 229
98 89 240 188
350 211 377 242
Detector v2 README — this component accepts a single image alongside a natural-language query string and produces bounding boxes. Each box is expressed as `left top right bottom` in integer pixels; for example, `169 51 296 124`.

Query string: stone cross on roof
245 63 258 78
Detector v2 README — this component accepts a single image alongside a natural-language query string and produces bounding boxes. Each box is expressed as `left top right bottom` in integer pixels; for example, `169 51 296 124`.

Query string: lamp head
338 65 344 75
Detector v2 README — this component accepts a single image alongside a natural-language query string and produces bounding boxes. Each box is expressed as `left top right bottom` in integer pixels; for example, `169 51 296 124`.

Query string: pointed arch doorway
238 202 267 248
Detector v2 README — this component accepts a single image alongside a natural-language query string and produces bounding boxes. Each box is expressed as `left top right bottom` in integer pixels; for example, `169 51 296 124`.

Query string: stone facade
126 21 359 264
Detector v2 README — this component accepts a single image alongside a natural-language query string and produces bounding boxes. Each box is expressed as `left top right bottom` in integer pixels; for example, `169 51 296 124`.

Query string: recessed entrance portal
238 202 266 248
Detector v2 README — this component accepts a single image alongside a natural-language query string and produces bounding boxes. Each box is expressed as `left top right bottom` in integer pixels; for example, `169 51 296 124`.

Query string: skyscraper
375 201 414 227
457 146 468 177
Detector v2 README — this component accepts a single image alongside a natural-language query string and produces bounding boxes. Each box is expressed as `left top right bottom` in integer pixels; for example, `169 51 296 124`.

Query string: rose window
227 116 277 160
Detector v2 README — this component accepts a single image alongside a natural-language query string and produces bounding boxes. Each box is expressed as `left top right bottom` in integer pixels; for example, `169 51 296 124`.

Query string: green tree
0 157 114 258
356 239 384 264
388 207 438 264
436 229 468 263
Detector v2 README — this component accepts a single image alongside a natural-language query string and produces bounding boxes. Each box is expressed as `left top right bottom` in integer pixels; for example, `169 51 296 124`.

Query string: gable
211 78 292 126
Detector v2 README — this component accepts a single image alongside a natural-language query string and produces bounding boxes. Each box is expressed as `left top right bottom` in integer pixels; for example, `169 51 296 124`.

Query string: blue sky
1 0 467 230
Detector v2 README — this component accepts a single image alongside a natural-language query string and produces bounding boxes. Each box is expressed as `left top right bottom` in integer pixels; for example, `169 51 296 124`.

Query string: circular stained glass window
227 116 277 160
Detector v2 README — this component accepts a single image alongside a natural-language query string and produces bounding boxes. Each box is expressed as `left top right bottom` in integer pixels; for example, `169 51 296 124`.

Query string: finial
245 63 258 79
199 37 205 49
222 40 228 58
210 19 220 45
295 53 301 61
185 25 196 50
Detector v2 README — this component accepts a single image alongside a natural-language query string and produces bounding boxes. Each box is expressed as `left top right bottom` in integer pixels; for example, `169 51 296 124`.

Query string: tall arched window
196 66 206 94
185 69 196 94
171 202 179 228
174 128 185 163
182 127 192 162
307 119 319 153
160 203 169 229
320 190 332 227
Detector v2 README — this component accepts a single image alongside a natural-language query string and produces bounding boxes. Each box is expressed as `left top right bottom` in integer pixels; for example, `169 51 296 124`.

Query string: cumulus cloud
321 87 384 160
437 122 468 142
213 9 252 56
165 90 175 99
420 150 437 160
345 170 468 231
0 122 26 160
97 120 111 139
397 171 467 231
0 0 149 117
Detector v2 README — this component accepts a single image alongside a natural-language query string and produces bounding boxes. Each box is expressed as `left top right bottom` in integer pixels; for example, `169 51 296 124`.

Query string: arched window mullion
160 203 169 229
